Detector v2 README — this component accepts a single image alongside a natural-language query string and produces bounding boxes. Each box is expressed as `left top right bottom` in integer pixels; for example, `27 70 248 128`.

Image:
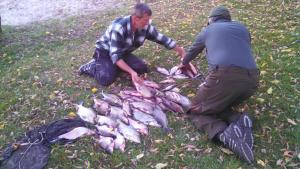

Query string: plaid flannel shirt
96 15 176 64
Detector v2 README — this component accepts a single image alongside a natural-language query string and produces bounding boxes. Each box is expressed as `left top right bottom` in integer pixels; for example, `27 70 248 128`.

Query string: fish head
93 98 110 114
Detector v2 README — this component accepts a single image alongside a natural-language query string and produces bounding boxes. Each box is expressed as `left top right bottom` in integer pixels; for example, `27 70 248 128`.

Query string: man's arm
109 30 143 83
182 30 206 65
146 25 185 58
116 59 143 84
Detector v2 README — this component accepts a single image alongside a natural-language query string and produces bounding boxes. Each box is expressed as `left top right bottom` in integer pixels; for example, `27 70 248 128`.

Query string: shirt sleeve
146 25 176 49
182 28 206 65
109 30 127 64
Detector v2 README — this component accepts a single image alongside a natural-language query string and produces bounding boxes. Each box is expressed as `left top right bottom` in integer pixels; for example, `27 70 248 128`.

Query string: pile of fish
156 63 201 79
72 79 192 154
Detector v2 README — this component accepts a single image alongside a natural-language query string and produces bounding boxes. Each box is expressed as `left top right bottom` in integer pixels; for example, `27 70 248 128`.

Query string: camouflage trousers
187 65 259 139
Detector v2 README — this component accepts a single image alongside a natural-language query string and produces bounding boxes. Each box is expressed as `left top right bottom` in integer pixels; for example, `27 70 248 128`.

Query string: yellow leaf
267 87 273 94
256 98 265 103
260 70 267 75
45 31 50 35
257 159 266 167
136 153 144 160
91 88 98 93
0 123 5 130
187 93 195 97
219 147 233 154
287 118 297 126
271 80 280 84
56 77 63 84
155 163 168 169
68 112 77 117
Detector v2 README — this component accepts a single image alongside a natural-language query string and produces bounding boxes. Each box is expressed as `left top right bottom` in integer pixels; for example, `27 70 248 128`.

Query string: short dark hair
133 3 152 18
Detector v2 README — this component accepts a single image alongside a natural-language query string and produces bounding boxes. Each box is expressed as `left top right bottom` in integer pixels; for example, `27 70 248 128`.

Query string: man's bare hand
131 71 143 84
174 45 186 59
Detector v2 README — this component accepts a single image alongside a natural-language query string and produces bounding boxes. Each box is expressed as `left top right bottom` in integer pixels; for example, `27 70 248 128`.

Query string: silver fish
93 98 110 115
58 127 95 140
97 136 115 154
75 102 96 124
134 82 154 98
159 78 176 84
161 97 185 113
152 106 171 133
95 115 118 128
143 80 160 89
122 100 132 117
120 90 143 97
156 67 170 76
110 106 129 124
161 84 177 92
101 91 122 106
130 101 154 115
133 109 161 127
169 65 180 75
118 121 141 143
172 74 189 79
165 91 191 109
114 131 126 152
128 118 149 135
95 125 116 138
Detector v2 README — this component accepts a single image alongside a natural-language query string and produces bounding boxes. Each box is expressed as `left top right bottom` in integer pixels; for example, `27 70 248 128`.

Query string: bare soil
0 0 123 26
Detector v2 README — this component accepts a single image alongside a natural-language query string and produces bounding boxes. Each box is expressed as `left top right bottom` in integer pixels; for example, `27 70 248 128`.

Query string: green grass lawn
0 0 299 168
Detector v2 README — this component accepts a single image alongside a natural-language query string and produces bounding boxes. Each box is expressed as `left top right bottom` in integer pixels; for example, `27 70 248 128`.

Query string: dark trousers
92 48 148 86
187 65 259 139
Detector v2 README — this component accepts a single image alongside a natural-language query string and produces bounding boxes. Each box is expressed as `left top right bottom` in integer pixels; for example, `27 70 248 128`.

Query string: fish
122 100 132 117
169 65 180 75
188 62 198 75
130 101 154 115
75 101 96 124
165 91 191 109
133 109 161 127
159 78 176 84
152 106 171 133
172 74 189 79
58 127 95 140
117 121 141 143
95 115 118 128
110 106 129 124
93 98 110 115
143 80 160 89
134 82 154 98
161 97 185 113
101 91 122 106
95 125 116 138
120 90 143 97
156 67 170 76
128 118 149 135
114 131 126 152
96 136 115 154
161 84 177 92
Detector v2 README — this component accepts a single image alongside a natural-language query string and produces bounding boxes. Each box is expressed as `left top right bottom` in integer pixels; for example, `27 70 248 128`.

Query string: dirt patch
0 0 123 26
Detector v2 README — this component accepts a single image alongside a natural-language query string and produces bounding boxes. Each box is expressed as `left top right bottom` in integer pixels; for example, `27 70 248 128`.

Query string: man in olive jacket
182 6 259 163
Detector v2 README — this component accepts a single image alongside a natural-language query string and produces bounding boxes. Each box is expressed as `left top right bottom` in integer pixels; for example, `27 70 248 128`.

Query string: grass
0 0 299 168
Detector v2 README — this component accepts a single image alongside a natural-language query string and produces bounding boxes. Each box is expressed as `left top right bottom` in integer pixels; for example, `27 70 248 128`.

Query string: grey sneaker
219 123 254 163
78 59 95 76
235 113 254 149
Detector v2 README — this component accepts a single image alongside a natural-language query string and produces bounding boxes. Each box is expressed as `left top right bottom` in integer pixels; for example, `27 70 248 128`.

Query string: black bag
0 117 88 169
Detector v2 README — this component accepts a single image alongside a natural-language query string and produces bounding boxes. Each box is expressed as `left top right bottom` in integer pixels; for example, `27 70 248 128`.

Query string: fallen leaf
219 147 233 154
260 70 267 75
154 139 164 144
271 80 280 84
257 159 266 167
91 87 98 93
155 163 168 169
68 112 77 118
267 87 273 94
0 123 5 130
276 159 283 166
187 93 195 97
287 118 297 126
136 153 144 160
256 98 265 103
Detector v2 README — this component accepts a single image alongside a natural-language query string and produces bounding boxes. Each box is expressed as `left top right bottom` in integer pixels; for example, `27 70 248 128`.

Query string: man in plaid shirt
79 3 185 86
